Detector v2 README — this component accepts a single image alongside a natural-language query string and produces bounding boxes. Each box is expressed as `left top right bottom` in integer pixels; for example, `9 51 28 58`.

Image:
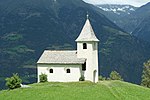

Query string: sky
83 0 150 7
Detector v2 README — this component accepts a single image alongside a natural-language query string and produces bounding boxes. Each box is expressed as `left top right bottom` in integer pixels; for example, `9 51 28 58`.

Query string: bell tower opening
83 43 87 49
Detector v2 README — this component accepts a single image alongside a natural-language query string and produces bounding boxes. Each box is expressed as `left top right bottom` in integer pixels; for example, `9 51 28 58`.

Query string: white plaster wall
77 41 99 83
37 64 82 82
93 42 99 83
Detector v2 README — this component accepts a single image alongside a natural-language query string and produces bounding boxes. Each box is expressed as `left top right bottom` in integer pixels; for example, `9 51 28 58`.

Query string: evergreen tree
141 60 150 88
5 73 22 89
109 71 123 81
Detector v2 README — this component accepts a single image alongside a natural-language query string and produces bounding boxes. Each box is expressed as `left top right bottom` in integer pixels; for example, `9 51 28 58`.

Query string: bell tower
76 14 99 83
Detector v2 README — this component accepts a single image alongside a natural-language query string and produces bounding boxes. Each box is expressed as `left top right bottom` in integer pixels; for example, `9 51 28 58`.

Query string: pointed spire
75 14 99 42
86 12 89 19
87 14 89 19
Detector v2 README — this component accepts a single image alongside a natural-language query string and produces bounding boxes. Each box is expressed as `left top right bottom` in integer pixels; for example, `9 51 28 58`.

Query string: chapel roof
37 50 86 64
75 15 99 42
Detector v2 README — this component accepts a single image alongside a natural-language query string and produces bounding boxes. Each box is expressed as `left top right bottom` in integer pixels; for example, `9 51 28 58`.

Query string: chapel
37 15 99 83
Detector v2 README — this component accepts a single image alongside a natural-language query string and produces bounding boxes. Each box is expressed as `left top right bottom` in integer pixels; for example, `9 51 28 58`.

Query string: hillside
132 16 150 43
0 0 150 89
95 3 150 34
0 81 150 100
123 2 150 33
119 2 150 33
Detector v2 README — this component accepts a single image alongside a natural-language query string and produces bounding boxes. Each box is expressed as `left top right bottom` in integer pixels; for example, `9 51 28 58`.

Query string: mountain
132 16 150 43
0 0 150 89
96 4 137 17
121 2 150 33
131 3 150 43
95 3 150 43
96 4 138 27
0 81 150 100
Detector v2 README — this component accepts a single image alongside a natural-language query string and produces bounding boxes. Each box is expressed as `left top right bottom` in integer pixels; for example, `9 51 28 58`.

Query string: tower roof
76 15 99 42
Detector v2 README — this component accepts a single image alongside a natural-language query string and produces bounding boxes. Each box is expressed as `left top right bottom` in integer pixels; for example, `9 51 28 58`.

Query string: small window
49 69 53 73
66 69 70 73
82 62 86 71
83 43 87 49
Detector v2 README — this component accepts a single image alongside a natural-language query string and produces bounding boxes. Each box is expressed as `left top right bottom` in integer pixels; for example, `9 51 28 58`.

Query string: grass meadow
0 81 150 100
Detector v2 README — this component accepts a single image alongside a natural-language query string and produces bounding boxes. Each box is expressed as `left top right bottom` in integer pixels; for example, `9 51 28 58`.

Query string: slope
0 81 150 100
132 15 150 43
95 3 150 34
120 2 150 33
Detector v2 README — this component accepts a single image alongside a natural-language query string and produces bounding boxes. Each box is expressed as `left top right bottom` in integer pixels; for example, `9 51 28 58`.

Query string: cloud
84 0 149 7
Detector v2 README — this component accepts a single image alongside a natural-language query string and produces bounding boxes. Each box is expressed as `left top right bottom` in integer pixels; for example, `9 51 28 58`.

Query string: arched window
83 43 87 49
49 69 53 73
66 69 70 73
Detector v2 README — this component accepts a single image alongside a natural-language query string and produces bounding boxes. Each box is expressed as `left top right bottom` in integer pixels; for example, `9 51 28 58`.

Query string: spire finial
86 11 89 19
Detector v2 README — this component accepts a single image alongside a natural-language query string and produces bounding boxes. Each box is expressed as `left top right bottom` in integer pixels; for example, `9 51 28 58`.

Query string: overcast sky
83 0 150 7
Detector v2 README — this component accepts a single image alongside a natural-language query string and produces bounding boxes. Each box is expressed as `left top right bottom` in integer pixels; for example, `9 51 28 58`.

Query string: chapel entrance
93 70 97 83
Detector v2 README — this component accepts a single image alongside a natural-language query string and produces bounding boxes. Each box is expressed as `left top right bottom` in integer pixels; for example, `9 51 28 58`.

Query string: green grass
0 81 150 100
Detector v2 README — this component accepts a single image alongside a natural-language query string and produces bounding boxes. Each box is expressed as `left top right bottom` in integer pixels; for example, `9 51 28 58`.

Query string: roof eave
37 62 85 65
75 39 99 42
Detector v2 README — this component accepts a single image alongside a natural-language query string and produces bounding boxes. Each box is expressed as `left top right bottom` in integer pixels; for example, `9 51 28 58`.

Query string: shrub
39 73 47 82
107 77 111 80
79 75 85 81
5 73 22 89
109 71 123 81
98 75 106 81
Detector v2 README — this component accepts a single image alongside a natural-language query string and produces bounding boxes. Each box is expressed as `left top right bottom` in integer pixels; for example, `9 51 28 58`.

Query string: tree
5 73 22 89
39 73 47 82
109 71 123 81
141 60 150 88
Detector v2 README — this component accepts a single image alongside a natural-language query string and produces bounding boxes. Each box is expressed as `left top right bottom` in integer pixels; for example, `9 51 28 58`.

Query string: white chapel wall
37 64 82 82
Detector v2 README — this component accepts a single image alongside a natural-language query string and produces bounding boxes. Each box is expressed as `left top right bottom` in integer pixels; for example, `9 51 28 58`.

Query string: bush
79 75 85 81
5 73 22 89
109 71 123 81
39 73 47 82
98 75 106 81
106 77 111 80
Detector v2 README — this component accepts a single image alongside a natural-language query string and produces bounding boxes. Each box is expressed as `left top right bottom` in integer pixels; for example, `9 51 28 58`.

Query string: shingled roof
76 16 99 42
37 50 86 64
